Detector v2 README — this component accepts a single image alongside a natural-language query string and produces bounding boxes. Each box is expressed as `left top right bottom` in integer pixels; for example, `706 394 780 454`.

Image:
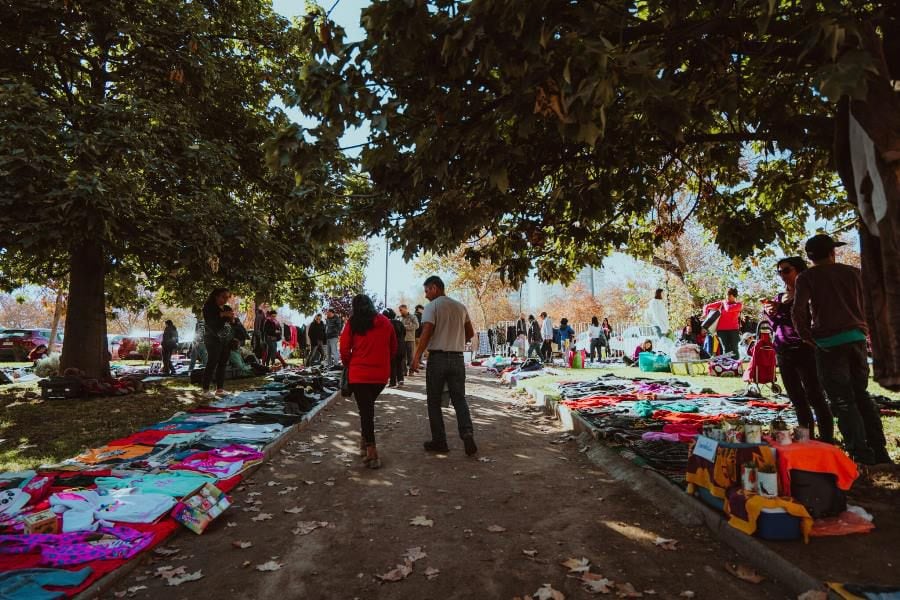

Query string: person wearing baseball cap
791 234 891 465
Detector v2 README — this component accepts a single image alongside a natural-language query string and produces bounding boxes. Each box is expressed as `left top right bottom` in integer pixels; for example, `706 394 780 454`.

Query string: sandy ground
108 370 792 599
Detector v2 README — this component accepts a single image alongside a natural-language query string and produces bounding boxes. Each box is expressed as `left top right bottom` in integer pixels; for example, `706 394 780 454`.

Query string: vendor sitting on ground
623 339 653 366
228 339 255 376
28 344 49 363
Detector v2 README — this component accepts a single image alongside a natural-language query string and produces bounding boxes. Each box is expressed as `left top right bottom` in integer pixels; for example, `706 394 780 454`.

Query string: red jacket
339 314 398 384
704 300 743 331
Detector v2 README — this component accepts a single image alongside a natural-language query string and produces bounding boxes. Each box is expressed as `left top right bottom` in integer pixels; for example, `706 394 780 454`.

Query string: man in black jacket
324 308 343 367
307 313 326 366
161 320 179 375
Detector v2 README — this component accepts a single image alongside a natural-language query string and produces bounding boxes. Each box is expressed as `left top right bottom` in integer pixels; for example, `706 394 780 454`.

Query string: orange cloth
73 445 154 465
775 440 858 496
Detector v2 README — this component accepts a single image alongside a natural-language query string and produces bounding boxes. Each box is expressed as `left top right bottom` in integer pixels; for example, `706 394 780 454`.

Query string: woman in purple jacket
764 257 833 442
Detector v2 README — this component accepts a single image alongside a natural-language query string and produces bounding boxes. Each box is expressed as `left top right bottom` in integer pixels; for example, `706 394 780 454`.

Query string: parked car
118 331 163 360
0 329 63 362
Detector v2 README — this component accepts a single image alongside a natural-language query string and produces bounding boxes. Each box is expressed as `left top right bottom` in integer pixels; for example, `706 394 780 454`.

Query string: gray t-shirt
422 295 471 352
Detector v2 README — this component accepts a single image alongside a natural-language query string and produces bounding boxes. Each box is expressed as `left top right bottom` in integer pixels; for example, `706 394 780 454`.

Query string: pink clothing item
0 525 153 566
169 445 263 478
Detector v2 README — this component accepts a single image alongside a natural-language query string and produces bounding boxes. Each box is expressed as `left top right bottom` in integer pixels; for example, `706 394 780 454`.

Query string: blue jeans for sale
425 352 474 443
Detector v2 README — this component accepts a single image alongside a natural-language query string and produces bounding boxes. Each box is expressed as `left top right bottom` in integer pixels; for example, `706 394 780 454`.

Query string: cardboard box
23 509 59 534
172 483 231 534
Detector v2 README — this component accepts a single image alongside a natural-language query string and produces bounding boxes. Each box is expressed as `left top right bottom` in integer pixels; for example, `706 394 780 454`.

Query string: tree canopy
0 0 356 376
283 0 899 385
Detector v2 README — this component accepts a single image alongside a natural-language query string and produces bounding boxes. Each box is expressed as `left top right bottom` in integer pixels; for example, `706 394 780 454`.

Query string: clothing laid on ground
50 489 176 531
0 567 92 600
0 526 154 567
422 296 471 352
94 471 215 498
339 315 397 384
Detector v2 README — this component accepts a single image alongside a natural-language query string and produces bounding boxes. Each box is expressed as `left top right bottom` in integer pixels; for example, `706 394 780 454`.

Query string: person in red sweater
704 288 743 359
339 294 397 469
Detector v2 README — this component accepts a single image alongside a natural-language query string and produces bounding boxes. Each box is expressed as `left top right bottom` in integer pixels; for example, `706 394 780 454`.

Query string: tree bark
60 239 110 378
833 29 900 389
47 287 65 353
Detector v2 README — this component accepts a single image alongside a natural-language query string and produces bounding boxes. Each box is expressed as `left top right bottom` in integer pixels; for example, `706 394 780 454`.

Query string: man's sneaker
462 435 478 456
423 440 449 452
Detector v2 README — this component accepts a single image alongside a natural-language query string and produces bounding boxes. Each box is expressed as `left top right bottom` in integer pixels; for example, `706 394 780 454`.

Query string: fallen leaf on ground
678 592 695 599
284 506 305 514
247 492 262 497
797 591 827 600
226 522 237 528
242 561 251 568
487 524 507 533
376 561 413 582
232 541 253 549
560 557 591 574
424 566 440 580
166 570 203 586
406 488 420 496
303 480 315 485
522 549 538 557
615 582 642 597
724 562 764 584
653 537 678 551
533 583 565 600
404 547 427 563
155 566 183 578
410 515 434 527
478 457 495 463
251 513 273 522
256 561 282 572
277 486 299 495
580 573 614 594
153 546 179 556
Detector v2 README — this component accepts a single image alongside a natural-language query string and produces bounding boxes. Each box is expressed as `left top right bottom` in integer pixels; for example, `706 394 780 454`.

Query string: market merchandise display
0 367 338 598
553 373 869 543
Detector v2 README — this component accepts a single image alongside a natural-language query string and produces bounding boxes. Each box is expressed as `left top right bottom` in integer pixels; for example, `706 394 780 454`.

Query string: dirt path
110 370 791 599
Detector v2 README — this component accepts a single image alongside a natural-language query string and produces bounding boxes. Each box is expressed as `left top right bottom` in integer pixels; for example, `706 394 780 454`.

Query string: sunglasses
776 267 794 275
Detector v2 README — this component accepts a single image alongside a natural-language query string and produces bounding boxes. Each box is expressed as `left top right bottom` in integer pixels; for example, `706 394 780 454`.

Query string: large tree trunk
833 28 900 389
60 240 110 379
47 287 65 353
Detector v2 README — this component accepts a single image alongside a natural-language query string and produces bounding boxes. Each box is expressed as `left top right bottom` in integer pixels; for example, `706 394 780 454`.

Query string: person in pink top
704 288 743 359
339 294 397 469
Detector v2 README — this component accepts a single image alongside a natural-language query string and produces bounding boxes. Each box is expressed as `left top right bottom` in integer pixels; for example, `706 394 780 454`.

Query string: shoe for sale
462 435 478 456
423 440 450 452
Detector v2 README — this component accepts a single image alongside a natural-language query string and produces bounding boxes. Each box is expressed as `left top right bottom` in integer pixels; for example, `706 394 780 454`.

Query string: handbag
340 332 352 397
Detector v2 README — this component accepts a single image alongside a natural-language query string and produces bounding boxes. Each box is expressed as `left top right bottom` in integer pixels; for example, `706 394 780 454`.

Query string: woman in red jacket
704 287 743 359
339 294 397 469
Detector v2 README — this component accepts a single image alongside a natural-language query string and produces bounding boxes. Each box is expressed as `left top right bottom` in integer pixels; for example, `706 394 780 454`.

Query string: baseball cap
805 234 846 260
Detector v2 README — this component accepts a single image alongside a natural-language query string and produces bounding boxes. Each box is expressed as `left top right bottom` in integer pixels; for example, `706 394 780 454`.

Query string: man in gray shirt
411 275 477 455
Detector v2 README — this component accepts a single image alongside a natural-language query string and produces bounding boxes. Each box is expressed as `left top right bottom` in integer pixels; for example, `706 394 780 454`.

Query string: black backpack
392 320 406 353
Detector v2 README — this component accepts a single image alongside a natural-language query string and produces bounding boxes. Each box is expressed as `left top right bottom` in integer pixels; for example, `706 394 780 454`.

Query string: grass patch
0 374 270 472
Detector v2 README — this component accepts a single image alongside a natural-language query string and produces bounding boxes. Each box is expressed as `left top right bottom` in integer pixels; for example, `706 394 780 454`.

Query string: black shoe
462 435 478 456
423 440 449 452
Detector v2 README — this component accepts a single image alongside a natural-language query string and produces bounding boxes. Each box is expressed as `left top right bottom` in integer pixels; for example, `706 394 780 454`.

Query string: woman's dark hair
777 256 808 274
560 318 568 326
654 288 663 299
230 338 240 350
206 287 229 305
591 316 599 327
350 294 378 335
603 317 610 324
727 287 738 297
